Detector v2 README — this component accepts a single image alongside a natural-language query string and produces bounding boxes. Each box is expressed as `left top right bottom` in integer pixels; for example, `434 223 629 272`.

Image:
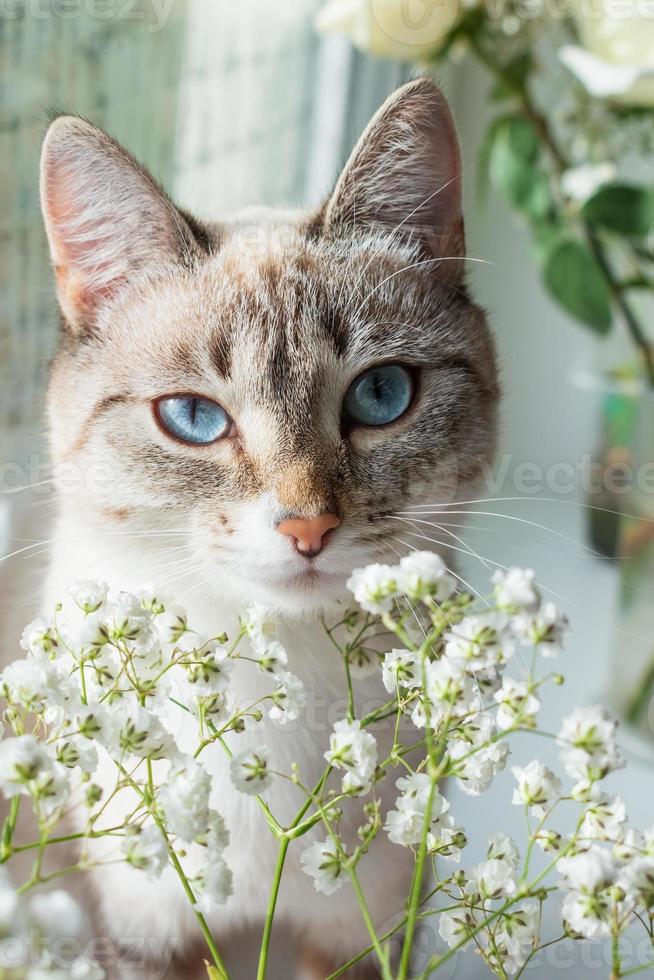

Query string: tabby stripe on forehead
62 393 134 459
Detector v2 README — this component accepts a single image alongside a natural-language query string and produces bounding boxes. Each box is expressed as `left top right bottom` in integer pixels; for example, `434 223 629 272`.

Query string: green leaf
581 183 654 237
489 116 550 218
542 236 612 333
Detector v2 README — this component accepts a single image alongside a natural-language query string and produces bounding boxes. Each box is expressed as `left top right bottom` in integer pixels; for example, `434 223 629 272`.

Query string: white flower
1 658 63 713
423 656 478 724
268 671 306 726
32 762 70 818
55 737 99 775
104 592 158 654
194 857 233 913
346 564 398 614
0 736 53 797
444 613 514 670
618 857 654 908
244 604 277 653
115 704 176 761
397 552 455 602
493 568 540 613
381 649 421 694
300 838 347 895
558 705 623 790
493 677 540 731
230 746 273 796
315 0 463 62
560 9 654 106
158 762 211 844
67 580 108 614
123 825 168 878
511 760 562 818
449 715 509 795
561 163 617 203
180 636 233 695
324 719 377 795
580 795 627 843
157 604 190 645
255 639 288 675
384 773 449 846
493 900 540 975
558 846 618 939
20 618 60 659
29 889 84 940
439 908 477 949
514 601 568 657
487 831 520 869
466 858 517 900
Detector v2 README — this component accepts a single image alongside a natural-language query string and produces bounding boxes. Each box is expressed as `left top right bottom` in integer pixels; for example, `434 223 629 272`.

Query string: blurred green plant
317 0 654 385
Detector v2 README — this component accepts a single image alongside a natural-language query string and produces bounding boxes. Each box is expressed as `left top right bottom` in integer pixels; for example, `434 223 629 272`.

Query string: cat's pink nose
276 513 341 558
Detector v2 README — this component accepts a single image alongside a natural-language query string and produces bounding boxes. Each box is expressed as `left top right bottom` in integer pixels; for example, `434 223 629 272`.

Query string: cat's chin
208 564 349 618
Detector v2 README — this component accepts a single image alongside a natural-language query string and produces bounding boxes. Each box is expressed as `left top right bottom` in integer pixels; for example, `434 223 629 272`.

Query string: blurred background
1 0 653 976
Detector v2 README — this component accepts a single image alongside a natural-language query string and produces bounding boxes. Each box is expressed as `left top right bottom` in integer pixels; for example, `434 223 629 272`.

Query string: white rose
315 0 463 61
560 2 654 106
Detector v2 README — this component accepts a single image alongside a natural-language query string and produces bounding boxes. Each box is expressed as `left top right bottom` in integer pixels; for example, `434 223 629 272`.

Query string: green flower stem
255 837 289 980
0 797 20 861
397 776 438 980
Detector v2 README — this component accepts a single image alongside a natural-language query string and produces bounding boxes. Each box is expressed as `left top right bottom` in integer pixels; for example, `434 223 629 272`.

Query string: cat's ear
323 77 464 279
40 116 202 333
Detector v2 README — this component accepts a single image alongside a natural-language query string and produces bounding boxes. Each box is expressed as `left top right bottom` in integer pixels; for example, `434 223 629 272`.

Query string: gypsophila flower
423 656 477 724
346 564 397 614
466 858 517 899
580 795 627 842
194 857 233 913
158 761 211 843
230 746 273 795
558 846 618 939
324 719 377 795
492 567 540 612
449 715 509 795
29 889 84 941
123 825 168 878
487 831 520 869
66 580 108 614
255 639 288 674
300 838 347 895
511 760 562 817
244 604 277 652
268 671 306 725
514 601 568 656
558 705 623 792
179 636 233 695
444 612 514 670
618 857 654 908
20 618 60 659
0 736 54 797
384 773 450 846
494 677 540 731
439 908 478 949
381 648 420 694
397 551 455 602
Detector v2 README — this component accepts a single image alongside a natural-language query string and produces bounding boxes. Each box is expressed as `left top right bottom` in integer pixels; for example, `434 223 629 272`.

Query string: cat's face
41 79 498 614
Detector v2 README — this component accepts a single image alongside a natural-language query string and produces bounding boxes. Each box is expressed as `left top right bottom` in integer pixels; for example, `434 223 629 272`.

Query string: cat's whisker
394 510 602 561
351 255 493 324
403 495 654 524
1 528 190 566
389 515 491 571
0 478 58 495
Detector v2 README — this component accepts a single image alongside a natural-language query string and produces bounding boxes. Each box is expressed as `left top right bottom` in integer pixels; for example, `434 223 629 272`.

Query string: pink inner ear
43 156 127 322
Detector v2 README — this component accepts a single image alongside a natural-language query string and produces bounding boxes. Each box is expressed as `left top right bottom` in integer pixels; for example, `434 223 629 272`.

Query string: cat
39 77 499 979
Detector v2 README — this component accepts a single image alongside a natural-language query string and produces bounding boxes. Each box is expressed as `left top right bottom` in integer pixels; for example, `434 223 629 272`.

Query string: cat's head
41 78 498 615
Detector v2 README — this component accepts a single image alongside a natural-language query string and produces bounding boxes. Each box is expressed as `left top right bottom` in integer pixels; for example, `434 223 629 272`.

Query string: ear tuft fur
324 77 464 278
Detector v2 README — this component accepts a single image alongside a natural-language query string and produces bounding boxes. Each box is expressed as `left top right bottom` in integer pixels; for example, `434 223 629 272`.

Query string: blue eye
155 395 232 445
344 364 414 427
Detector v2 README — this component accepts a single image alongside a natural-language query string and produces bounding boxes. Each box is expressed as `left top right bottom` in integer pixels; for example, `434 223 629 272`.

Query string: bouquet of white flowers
0 554 652 979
